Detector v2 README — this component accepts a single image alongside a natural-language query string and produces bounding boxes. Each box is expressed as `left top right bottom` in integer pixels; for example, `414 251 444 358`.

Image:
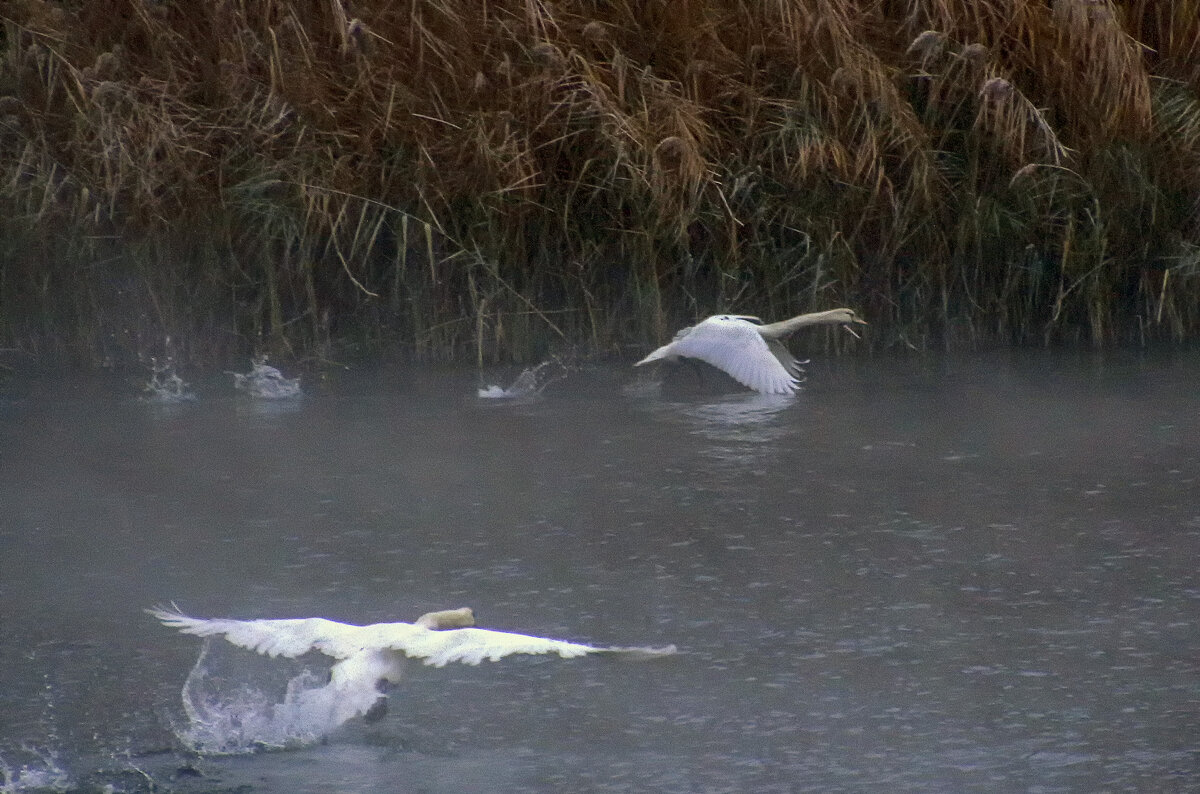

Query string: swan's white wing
149 609 372 660
634 338 681 366
371 625 602 667
636 321 711 366
374 626 675 667
765 337 803 376
670 317 799 394
152 609 676 668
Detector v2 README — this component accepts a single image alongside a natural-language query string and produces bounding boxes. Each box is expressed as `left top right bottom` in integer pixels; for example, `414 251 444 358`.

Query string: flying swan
635 308 866 395
150 606 675 731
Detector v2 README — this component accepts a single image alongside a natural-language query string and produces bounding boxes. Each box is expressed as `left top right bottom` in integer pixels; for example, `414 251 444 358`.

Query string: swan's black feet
363 696 389 723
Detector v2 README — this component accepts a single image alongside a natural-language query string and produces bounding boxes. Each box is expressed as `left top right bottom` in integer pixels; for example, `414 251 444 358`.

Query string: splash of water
0 748 73 794
230 357 302 400
140 358 197 404
173 639 365 755
478 359 568 400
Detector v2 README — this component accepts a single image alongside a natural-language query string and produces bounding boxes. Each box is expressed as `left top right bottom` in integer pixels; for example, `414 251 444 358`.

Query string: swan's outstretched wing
151 608 676 668
670 317 799 394
764 337 803 376
378 626 675 667
149 608 379 660
369 625 599 667
634 337 682 366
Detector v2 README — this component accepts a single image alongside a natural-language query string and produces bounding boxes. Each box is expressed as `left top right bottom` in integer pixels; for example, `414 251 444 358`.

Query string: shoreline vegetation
1 1 1199 371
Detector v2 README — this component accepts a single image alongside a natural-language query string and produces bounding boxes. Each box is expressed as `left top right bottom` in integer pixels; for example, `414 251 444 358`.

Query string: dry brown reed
0 0 1198 370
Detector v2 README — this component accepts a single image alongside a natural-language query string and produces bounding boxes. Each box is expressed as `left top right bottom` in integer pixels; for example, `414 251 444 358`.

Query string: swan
634 308 866 395
149 606 675 729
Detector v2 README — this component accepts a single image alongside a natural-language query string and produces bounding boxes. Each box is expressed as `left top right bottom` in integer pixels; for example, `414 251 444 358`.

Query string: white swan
635 308 866 395
150 607 675 730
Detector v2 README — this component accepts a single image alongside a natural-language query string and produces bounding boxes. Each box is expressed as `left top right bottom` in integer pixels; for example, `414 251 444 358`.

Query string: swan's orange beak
841 314 867 338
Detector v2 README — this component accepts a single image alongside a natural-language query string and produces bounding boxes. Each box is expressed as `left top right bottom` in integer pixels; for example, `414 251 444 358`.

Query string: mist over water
1 351 1197 792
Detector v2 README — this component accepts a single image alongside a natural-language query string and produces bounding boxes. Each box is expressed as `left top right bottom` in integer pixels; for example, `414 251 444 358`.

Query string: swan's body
150 607 674 728
635 308 866 395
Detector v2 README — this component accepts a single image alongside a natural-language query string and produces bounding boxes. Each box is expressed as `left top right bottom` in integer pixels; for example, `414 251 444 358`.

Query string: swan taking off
150 606 675 742
635 308 866 395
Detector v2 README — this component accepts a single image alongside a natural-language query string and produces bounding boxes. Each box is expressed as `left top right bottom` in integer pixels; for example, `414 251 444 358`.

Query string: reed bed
1 0 1198 369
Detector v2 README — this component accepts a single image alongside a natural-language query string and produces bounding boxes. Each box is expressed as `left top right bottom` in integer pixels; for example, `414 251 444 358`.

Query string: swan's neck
786 310 847 328
757 309 854 338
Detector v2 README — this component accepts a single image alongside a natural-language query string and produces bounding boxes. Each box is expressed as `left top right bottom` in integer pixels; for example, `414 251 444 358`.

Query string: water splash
230 357 302 400
173 639 368 755
0 748 73 793
140 358 196 404
478 359 567 400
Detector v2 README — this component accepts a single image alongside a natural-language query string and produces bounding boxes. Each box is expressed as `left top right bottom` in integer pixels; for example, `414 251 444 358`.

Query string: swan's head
828 308 867 326
415 607 476 629
825 308 867 339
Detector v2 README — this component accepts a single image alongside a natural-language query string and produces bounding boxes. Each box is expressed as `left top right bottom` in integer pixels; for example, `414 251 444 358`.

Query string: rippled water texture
1 352 1197 792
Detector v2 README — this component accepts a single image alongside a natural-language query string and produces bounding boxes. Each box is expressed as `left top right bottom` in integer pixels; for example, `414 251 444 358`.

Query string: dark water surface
1 352 1198 792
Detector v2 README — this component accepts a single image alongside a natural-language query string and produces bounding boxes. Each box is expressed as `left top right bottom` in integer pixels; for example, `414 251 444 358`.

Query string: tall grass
1 0 1198 369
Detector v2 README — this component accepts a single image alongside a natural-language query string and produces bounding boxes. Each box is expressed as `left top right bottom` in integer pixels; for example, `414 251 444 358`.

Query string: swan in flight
635 308 866 395
150 606 675 730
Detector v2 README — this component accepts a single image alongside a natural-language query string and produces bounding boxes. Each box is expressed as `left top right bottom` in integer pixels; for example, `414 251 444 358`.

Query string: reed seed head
530 42 565 70
582 21 607 44
979 77 1014 103
94 51 121 80
347 19 373 56
960 43 989 64
654 135 688 165
1010 163 1040 184
830 67 857 95
91 81 127 108
907 30 946 63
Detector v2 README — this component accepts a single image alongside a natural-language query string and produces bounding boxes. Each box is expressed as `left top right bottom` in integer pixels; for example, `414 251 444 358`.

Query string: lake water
1 352 1197 792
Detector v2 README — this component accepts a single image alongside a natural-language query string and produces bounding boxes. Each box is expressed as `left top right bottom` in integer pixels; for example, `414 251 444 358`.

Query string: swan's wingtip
146 603 191 625
604 643 678 659
633 354 655 367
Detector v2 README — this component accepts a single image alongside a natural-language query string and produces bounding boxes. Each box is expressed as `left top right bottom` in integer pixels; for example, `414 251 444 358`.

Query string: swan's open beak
841 316 867 339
